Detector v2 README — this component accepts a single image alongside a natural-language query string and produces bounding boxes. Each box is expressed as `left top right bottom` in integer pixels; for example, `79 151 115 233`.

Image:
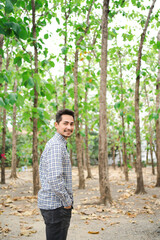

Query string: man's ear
55 122 58 128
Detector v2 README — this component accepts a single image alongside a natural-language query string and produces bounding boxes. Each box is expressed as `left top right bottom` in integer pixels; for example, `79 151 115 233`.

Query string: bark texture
10 73 18 179
0 34 4 183
74 49 85 189
1 47 9 184
32 0 40 195
135 0 156 194
73 1 95 189
156 30 160 187
98 0 112 205
85 62 92 178
119 52 128 181
144 82 155 175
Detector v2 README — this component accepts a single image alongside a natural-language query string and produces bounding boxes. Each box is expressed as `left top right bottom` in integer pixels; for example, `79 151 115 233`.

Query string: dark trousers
40 207 72 240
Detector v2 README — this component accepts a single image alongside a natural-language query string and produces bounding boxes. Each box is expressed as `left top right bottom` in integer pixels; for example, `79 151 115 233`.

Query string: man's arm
46 144 72 207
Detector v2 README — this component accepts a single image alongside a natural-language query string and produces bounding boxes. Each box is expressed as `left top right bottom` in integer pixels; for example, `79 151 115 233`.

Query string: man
38 109 74 240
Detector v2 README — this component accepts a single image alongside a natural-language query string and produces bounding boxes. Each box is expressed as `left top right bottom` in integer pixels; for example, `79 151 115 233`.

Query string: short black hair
56 109 74 124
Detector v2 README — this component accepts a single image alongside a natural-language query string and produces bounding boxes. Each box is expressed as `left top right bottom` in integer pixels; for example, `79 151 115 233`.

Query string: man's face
55 114 74 139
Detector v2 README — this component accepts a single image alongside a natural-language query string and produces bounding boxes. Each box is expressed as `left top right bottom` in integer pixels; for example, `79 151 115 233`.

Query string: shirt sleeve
46 143 72 207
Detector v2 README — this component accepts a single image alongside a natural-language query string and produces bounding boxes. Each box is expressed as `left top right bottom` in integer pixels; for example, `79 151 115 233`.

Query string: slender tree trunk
31 0 40 195
0 35 3 71
112 144 116 169
144 82 155 174
146 140 149 165
74 49 85 189
85 62 92 178
0 34 4 183
135 0 156 194
70 148 73 166
63 0 70 109
1 82 7 184
1 47 9 184
119 148 122 170
73 1 94 189
98 0 112 205
156 30 160 187
119 52 128 180
10 68 18 179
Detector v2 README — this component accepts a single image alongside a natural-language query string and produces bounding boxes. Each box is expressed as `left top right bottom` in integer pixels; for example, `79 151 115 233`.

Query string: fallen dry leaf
110 222 120 226
149 219 154 223
88 231 99 234
20 226 37 236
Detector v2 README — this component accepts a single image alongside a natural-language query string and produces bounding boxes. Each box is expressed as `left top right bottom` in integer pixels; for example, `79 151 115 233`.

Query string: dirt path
0 166 160 240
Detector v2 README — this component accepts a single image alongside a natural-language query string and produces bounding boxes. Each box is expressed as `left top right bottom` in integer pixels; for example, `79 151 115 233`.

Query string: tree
155 30 160 187
85 61 92 178
118 51 129 180
62 1 71 109
134 0 156 194
10 66 18 179
98 0 112 205
74 1 95 189
1 46 10 184
31 0 40 195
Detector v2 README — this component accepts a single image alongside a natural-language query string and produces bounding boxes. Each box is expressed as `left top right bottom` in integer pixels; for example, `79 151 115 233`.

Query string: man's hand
64 206 71 209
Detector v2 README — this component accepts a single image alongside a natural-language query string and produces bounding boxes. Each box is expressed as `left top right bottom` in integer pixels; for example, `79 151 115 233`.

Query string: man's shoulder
46 135 60 148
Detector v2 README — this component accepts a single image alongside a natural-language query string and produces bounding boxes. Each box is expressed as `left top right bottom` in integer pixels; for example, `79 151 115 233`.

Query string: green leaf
61 46 68 55
0 97 5 107
9 93 17 104
5 22 21 37
49 61 55 68
14 56 22 67
46 83 55 93
65 65 72 72
126 114 133 123
149 113 159 121
56 17 60 24
16 93 24 106
156 41 160 50
44 33 49 39
5 0 14 13
0 73 8 83
0 26 5 35
0 48 4 58
18 25 28 40
28 77 34 87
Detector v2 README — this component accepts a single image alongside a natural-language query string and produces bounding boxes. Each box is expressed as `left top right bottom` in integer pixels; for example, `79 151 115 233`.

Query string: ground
0 166 160 240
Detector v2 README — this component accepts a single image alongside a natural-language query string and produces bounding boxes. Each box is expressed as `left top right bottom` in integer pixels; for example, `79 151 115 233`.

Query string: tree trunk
112 144 116 170
119 51 128 180
1 82 7 184
98 0 112 205
118 148 122 170
1 46 9 184
135 0 156 194
73 1 95 189
10 69 18 179
0 34 4 183
63 0 70 109
74 48 85 189
85 61 92 178
150 140 155 175
31 0 40 195
0 35 3 71
156 30 160 187
144 82 155 174
146 140 149 165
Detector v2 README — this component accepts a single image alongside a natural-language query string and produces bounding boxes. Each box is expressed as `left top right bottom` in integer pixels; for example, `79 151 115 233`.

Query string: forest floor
0 166 160 240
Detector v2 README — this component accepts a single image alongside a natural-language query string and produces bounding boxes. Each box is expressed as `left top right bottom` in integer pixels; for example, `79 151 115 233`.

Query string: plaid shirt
38 132 73 210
